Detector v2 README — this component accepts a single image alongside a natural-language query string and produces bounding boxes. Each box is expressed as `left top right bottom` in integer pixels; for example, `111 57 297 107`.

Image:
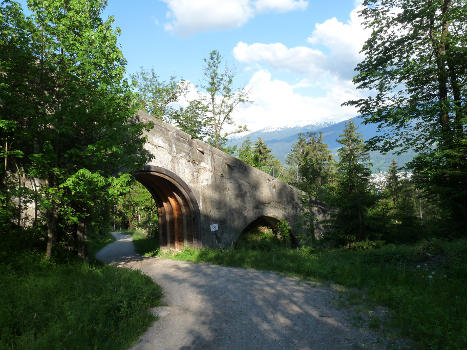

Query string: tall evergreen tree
333 121 373 243
252 138 272 168
386 159 400 206
286 132 335 199
236 138 255 167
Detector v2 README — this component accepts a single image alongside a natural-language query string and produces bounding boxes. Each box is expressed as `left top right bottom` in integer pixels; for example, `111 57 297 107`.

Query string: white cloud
233 4 369 80
233 41 326 78
306 4 368 79
228 3 372 131
160 0 308 36
254 0 308 13
231 70 362 132
161 0 253 35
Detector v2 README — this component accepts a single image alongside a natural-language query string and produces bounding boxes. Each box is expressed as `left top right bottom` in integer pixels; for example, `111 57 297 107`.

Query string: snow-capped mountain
228 117 416 172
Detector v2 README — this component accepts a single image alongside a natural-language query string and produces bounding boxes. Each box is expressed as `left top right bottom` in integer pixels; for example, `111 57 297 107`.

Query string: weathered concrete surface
135 111 328 249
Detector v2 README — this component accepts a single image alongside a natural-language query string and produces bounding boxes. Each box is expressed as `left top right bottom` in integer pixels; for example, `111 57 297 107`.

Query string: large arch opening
133 165 200 250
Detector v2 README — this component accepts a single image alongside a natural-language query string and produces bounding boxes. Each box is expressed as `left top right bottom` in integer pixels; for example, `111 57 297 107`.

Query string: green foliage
161 239 466 349
236 227 283 251
59 169 109 224
331 121 374 244
345 0 467 234
131 68 209 140
112 179 158 237
0 230 162 350
86 231 115 261
236 137 283 177
201 50 249 150
343 239 385 250
0 0 151 257
287 132 336 199
236 138 255 166
294 194 319 245
275 219 291 245
236 220 292 250
129 229 160 257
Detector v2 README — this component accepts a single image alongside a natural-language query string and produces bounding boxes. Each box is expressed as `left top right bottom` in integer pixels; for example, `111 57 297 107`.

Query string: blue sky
21 0 370 133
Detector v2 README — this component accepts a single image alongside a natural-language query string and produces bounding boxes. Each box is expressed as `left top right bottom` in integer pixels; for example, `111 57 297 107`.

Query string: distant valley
229 117 416 173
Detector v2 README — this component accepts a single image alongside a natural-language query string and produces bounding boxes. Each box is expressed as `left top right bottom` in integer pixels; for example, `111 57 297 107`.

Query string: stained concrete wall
136 111 328 248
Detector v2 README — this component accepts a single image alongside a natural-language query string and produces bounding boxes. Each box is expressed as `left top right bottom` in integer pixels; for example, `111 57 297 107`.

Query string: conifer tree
333 121 373 243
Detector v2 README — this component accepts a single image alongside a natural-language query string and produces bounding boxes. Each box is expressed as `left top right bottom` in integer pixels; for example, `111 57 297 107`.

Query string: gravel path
96 232 394 350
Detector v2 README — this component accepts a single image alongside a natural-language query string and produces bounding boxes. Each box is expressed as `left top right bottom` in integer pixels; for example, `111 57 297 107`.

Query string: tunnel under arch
239 215 298 247
133 165 200 250
241 215 280 234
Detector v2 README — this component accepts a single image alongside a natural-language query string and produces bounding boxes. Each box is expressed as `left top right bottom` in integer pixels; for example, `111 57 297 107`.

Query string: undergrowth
86 230 115 261
0 228 162 349
128 229 160 257
160 238 466 349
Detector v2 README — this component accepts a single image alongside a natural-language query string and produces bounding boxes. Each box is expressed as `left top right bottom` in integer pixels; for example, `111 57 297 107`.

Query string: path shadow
132 259 400 350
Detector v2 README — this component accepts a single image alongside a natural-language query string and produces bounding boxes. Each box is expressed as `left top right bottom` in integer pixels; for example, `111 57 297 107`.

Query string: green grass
129 229 160 257
1 229 163 349
160 238 466 349
86 231 115 260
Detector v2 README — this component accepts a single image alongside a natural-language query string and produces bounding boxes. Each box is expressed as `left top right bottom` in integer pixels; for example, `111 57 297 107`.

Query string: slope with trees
345 0 467 234
236 137 283 177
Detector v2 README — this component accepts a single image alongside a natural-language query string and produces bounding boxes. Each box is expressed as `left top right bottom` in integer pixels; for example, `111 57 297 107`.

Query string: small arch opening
133 166 199 250
236 216 295 249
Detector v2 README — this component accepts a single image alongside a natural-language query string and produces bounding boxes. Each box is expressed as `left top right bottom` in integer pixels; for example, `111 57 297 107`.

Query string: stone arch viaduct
134 111 328 249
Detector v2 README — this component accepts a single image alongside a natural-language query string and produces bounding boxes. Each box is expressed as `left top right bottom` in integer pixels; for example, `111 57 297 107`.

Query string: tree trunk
45 207 57 259
429 0 451 144
45 176 57 259
76 219 88 261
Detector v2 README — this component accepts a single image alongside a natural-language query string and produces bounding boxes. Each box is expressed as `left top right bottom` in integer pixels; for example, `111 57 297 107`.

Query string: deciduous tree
131 69 209 139
1 0 151 257
201 50 249 150
345 0 467 232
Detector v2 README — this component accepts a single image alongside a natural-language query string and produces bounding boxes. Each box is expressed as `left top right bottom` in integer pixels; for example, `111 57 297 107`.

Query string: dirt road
97 233 394 350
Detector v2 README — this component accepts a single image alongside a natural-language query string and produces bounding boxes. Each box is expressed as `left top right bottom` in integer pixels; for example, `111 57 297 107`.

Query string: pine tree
286 132 335 199
386 159 400 206
333 121 373 243
253 138 272 168
236 138 255 167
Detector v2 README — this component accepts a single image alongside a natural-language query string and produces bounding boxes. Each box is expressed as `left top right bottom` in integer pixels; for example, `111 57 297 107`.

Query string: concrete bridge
134 111 327 249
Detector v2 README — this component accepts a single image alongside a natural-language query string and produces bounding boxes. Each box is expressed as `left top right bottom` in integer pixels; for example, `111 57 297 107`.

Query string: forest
0 0 465 349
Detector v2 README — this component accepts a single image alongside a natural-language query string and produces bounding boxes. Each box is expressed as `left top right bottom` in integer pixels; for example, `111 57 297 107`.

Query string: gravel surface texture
96 232 398 350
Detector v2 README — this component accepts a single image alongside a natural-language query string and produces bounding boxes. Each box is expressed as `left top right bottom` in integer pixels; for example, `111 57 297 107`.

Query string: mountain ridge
228 117 416 172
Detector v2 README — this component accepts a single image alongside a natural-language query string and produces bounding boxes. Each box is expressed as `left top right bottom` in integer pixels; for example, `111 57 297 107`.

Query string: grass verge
159 238 466 349
128 229 159 257
1 230 163 349
86 231 115 260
